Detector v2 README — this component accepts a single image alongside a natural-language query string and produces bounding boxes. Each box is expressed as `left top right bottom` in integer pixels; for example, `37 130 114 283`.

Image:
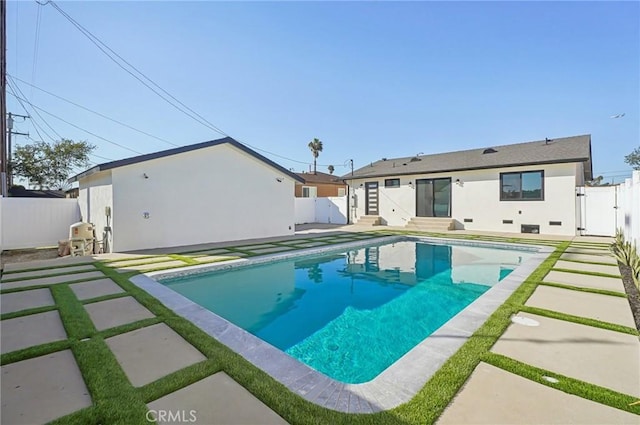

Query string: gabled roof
68 137 304 183
345 135 592 180
295 171 346 185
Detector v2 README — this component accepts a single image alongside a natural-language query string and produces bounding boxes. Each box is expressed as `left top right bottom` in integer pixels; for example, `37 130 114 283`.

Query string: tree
308 138 323 174
327 165 335 175
624 147 640 170
12 139 95 189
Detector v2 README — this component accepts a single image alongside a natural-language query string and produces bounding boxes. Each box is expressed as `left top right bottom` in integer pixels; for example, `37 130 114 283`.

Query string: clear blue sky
6 1 639 183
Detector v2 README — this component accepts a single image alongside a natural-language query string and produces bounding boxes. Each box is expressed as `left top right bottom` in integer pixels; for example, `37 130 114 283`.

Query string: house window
384 178 400 188
500 171 544 201
337 188 346 197
301 186 317 198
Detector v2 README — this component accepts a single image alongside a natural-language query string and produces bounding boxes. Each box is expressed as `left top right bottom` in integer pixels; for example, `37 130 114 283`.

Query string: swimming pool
160 239 531 383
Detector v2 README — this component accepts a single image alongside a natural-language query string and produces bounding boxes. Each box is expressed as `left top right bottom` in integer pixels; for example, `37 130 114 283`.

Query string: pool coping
130 236 553 413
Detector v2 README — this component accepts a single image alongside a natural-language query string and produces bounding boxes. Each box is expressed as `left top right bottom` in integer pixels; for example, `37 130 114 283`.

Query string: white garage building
69 137 304 252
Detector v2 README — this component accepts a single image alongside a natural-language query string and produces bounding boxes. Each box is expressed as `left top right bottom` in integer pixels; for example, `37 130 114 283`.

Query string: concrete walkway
0 257 287 424
438 241 640 424
1 233 638 424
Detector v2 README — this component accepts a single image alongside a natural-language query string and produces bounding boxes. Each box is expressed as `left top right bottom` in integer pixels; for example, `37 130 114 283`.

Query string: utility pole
1 0 7 197
7 112 29 188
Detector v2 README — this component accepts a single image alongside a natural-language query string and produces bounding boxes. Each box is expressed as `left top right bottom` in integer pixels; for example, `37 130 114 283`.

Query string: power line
44 0 345 168
6 80 48 143
30 2 43 100
8 90 143 155
8 75 63 140
10 75 178 147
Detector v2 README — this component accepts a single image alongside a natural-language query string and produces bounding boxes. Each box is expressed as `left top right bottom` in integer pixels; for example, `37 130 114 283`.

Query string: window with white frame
302 186 318 198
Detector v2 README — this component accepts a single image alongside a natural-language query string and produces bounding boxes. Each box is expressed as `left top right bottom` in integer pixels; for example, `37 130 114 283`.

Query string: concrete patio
1 230 638 424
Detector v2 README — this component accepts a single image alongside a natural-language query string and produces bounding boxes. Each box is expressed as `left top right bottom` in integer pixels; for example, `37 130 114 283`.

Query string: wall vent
502 219 513 224
464 218 473 223
549 221 562 226
521 224 540 234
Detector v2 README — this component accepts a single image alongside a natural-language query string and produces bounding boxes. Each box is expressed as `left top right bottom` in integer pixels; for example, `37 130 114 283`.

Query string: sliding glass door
416 178 451 217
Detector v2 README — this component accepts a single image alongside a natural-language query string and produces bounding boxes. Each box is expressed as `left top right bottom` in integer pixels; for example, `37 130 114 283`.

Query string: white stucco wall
108 143 296 252
78 171 113 251
350 162 581 236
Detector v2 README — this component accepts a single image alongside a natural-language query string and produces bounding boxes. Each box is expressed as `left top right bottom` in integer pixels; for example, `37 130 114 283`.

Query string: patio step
405 217 454 232
356 215 382 226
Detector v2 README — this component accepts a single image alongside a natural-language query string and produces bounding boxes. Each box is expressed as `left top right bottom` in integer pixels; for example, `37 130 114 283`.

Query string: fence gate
578 186 618 237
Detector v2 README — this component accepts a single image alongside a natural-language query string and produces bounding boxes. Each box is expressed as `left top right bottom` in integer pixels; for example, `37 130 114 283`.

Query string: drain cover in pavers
491 312 640 397
1 310 67 354
116 261 187 273
147 372 288 425
559 252 617 265
525 285 636 328
1 349 92 425
0 288 54 314
0 264 96 282
0 271 105 291
105 323 206 387
553 260 620 275
105 256 174 268
437 362 638 424
84 297 155 331
543 270 625 292
70 278 125 301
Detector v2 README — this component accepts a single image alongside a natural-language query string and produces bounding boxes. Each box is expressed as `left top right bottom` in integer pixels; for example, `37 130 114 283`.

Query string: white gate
578 186 618 237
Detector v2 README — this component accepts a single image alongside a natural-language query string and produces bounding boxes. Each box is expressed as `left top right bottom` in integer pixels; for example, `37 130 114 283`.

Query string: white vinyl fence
617 170 640 247
0 198 81 250
295 196 348 225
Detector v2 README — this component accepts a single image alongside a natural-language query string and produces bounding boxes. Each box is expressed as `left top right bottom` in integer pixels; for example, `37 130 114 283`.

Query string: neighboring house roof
346 135 593 181
68 137 305 183
295 171 346 185
9 187 66 198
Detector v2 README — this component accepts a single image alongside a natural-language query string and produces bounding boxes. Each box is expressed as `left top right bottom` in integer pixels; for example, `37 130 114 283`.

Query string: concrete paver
85 296 155 331
559 253 617 265
0 264 96 282
105 256 174 268
553 260 620 275
543 270 625 292
437 362 639 425
193 255 240 263
147 372 288 425
564 247 613 256
491 312 640 396
0 288 55 314
105 323 206 387
2 257 94 273
116 260 186 273
0 271 105 291
1 310 67 354
244 246 295 254
1 349 92 425
69 278 125 301
526 285 636 328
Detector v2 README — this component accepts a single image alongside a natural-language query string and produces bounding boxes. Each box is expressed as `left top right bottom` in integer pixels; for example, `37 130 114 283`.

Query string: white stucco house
346 135 593 236
69 137 304 252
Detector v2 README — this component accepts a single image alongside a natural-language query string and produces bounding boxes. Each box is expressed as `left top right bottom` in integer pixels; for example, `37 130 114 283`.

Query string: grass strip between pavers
551 267 622 279
538 281 627 298
0 276 106 294
0 339 71 366
518 305 638 336
483 352 640 415
0 304 58 321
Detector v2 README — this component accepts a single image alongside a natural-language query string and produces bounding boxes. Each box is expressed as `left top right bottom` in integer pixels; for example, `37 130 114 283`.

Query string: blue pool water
162 240 529 383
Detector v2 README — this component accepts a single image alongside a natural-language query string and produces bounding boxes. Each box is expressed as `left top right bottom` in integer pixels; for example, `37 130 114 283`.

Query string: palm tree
308 138 323 174
328 165 335 175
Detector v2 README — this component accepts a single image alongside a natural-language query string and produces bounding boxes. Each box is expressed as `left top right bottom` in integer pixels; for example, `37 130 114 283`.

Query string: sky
5 1 640 185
